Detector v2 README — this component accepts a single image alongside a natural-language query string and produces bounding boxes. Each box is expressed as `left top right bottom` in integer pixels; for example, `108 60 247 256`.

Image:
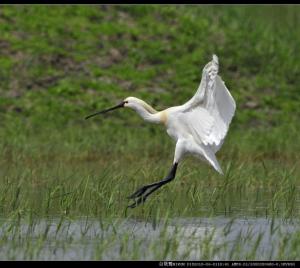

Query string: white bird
85 55 236 208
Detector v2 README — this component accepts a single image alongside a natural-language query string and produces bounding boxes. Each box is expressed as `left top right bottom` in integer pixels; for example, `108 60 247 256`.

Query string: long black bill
85 101 125 120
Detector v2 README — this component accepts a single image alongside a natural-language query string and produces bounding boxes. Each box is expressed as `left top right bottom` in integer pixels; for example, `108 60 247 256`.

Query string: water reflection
0 216 298 260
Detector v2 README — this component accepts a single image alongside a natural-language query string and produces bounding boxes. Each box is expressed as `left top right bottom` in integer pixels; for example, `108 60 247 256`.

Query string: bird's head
85 96 155 120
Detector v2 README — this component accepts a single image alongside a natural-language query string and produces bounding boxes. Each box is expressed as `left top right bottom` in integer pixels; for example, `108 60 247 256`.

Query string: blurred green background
1 5 300 129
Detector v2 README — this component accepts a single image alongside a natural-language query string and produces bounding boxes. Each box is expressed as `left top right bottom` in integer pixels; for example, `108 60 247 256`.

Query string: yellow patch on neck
159 111 168 125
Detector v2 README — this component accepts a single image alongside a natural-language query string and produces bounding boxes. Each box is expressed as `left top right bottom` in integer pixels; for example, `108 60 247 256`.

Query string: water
0 216 299 260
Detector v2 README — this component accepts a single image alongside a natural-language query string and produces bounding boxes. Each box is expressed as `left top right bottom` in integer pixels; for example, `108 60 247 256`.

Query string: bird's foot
127 184 159 208
127 185 152 199
127 195 147 209
127 183 162 208
127 163 178 209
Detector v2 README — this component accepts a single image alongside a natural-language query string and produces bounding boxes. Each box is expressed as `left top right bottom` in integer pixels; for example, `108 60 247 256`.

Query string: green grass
0 122 299 219
1 5 300 127
0 4 300 260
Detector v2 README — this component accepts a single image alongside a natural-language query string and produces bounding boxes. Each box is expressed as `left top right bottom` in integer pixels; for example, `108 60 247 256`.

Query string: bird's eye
124 101 129 104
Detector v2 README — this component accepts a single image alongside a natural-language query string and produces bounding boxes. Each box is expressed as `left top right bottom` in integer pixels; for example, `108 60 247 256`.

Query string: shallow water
0 216 299 260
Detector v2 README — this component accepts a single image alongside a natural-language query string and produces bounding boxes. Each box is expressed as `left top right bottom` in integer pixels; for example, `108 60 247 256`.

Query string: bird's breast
166 127 178 142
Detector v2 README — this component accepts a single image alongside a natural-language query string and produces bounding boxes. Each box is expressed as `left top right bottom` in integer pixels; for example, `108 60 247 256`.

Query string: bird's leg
128 163 178 199
127 163 178 208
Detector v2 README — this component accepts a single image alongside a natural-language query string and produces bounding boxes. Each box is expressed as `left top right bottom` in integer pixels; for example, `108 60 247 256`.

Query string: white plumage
85 54 236 207
163 54 236 174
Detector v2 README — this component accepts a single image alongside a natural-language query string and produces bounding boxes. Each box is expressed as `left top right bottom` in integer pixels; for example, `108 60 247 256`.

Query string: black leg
128 163 178 208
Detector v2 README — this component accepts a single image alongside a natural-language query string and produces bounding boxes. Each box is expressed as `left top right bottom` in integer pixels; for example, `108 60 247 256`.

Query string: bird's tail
202 145 224 175
212 159 223 175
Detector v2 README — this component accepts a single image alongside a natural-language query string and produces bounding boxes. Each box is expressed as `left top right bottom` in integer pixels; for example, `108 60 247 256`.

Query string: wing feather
179 55 236 152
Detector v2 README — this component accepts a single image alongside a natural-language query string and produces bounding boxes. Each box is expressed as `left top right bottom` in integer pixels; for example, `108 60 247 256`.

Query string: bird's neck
132 101 161 124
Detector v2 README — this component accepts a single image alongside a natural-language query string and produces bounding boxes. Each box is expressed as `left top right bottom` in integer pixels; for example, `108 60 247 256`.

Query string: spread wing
179 55 236 152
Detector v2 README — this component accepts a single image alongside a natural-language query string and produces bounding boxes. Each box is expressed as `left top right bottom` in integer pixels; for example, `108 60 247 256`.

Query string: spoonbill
85 55 236 208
